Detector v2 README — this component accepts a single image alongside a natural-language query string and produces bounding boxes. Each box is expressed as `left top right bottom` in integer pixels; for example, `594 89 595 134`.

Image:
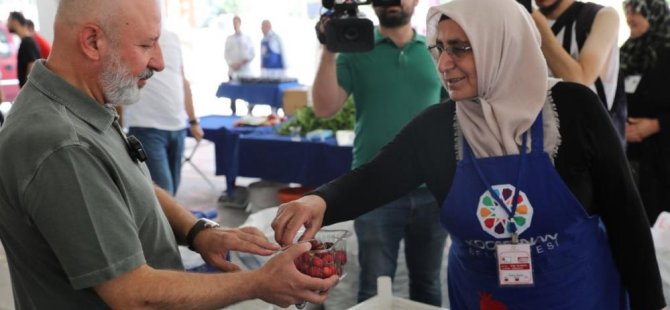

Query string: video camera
318 0 401 53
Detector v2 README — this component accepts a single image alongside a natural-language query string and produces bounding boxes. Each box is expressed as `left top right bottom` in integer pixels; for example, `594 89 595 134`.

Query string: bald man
260 19 286 78
0 0 337 308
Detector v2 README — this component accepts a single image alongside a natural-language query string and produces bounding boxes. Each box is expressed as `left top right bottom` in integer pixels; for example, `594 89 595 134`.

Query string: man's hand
626 117 660 143
189 123 204 141
194 226 279 272
271 195 327 246
315 13 331 45
252 242 339 307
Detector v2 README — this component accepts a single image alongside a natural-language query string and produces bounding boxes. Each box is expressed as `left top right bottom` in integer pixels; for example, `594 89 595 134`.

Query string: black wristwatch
186 218 220 252
189 119 199 126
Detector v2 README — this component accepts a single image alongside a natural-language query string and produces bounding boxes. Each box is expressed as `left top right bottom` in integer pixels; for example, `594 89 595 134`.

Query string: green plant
278 96 355 136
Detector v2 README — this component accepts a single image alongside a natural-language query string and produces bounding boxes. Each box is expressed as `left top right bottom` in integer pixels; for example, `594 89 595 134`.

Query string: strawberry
309 266 323 278
322 253 334 264
300 262 310 273
312 256 324 267
335 250 347 265
322 266 334 278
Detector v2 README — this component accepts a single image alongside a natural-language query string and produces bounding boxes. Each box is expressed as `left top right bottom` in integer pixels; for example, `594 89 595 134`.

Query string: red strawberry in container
334 250 347 265
293 229 351 279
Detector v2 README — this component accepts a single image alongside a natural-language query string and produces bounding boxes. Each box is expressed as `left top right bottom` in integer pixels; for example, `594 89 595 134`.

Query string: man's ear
79 23 106 61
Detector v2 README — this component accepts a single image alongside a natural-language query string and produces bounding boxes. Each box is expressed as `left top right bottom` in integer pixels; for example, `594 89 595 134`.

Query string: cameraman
311 0 447 306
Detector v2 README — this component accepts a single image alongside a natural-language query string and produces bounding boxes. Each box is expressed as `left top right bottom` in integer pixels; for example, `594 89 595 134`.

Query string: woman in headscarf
620 0 670 225
271 0 665 308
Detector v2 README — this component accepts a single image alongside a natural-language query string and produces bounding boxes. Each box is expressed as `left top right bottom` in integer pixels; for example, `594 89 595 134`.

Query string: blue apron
261 37 284 69
441 113 628 309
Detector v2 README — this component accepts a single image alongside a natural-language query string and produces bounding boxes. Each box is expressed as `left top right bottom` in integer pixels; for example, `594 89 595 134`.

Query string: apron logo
476 184 534 239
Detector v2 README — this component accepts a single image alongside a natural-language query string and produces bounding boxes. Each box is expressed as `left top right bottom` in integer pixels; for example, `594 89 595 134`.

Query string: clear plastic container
294 229 352 279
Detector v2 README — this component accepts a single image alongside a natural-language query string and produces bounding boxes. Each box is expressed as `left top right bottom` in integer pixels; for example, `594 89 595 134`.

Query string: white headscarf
426 0 560 158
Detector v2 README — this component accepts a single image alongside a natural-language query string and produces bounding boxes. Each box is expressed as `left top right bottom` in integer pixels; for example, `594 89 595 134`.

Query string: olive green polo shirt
337 28 442 168
0 61 182 308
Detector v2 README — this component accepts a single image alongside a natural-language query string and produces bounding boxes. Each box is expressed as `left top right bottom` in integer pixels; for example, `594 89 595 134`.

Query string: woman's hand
626 117 660 143
271 195 327 246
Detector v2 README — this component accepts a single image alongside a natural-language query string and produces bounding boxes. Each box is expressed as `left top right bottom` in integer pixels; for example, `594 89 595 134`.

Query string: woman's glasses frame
428 43 473 60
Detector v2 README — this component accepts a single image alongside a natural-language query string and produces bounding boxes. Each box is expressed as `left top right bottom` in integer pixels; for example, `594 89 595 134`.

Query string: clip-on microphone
126 135 147 162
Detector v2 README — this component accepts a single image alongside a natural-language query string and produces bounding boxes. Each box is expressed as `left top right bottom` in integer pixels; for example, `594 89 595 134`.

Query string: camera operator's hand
315 13 332 45
516 0 532 13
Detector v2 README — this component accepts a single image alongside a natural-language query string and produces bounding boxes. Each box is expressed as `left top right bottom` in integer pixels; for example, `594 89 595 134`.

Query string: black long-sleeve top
625 46 670 134
624 46 670 225
314 82 665 309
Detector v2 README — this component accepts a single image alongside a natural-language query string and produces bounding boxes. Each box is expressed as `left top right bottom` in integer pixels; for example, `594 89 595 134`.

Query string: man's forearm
532 9 619 85
312 50 347 118
183 77 196 121
539 31 585 83
96 243 335 309
96 265 258 310
531 11 585 83
154 185 197 244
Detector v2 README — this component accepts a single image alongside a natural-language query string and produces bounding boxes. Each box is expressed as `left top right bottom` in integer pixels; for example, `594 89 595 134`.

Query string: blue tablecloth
216 82 303 109
199 115 353 195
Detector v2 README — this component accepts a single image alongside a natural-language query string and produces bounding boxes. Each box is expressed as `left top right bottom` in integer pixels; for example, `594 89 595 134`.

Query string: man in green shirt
0 0 338 308
311 0 448 306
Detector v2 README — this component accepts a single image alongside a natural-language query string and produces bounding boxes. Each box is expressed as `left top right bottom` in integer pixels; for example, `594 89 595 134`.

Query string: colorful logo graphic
476 184 533 239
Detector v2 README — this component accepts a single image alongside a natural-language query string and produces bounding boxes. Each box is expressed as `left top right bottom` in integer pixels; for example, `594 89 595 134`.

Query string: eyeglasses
428 43 473 60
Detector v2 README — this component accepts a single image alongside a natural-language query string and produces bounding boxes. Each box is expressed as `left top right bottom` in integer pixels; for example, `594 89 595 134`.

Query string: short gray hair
56 0 121 40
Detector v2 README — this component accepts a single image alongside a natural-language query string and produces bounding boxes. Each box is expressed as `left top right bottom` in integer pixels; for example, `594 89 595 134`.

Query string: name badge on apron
469 132 536 287
496 237 534 287
624 75 642 94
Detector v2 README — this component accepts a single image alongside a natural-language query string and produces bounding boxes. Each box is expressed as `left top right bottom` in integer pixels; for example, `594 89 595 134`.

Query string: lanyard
464 132 528 243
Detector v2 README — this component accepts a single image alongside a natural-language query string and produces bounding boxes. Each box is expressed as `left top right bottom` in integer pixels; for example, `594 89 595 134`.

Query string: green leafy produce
278 96 355 136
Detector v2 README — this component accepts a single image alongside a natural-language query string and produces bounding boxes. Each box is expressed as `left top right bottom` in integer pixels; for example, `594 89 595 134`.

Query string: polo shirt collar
374 27 425 46
29 60 117 132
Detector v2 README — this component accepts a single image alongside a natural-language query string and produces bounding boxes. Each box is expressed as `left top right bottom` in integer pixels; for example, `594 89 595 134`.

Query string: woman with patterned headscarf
620 0 670 225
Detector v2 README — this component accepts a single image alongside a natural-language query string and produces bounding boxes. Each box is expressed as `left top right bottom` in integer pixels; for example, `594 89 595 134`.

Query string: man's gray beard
101 51 141 106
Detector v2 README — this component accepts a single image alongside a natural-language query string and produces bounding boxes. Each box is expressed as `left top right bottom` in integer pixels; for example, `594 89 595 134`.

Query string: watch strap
186 219 219 252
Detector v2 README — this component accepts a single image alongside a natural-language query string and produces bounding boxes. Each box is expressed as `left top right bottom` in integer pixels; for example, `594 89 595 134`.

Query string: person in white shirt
225 15 254 78
224 15 255 114
124 29 204 195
